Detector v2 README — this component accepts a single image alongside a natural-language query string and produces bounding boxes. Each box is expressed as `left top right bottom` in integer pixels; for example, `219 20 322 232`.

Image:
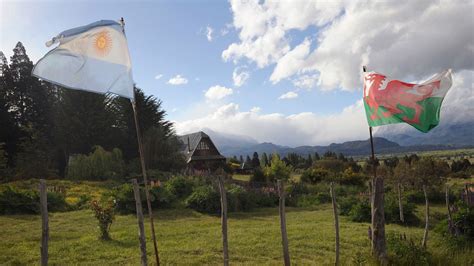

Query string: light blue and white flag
32 20 134 99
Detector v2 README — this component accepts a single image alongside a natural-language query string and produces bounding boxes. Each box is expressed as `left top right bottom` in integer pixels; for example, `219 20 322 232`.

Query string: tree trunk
371 177 387 262
398 182 404 223
218 176 229 266
422 185 429 248
330 182 340 266
278 180 290 266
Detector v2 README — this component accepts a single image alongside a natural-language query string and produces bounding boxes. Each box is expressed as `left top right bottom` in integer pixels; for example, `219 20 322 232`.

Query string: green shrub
250 167 266 183
67 146 125 181
384 195 419 225
294 193 331 207
253 187 279 207
185 185 221 214
0 186 39 214
46 191 69 212
227 185 256 212
150 186 175 209
90 200 115 240
340 168 367 186
348 199 371 222
110 184 136 214
300 168 329 184
164 176 194 198
343 195 418 224
111 183 175 214
387 233 432 265
339 196 359 216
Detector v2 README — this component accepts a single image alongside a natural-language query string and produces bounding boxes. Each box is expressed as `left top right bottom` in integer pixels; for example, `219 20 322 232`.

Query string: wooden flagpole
363 66 386 261
120 17 160 266
131 99 160 266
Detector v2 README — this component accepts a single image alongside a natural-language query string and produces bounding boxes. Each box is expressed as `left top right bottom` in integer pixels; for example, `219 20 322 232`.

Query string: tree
261 152 269 167
392 160 411 223
251 152 260 168
239 155 244 164
313 152 320 161
411 157 447 248
264 154 291 181
306 154 313 168
245 155 252 167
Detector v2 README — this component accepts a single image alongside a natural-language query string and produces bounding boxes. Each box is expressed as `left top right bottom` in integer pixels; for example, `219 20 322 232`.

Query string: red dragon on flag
363 69 452 133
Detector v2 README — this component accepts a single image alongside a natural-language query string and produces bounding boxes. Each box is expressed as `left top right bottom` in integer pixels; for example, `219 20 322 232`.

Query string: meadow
1 202 472 265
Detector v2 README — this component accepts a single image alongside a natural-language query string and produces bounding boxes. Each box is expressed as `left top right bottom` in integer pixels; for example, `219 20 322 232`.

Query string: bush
384 195 419 225
90 200 115 240
253 187 279 207
340 168 367 186
343 195 418 224
185 185 221 214
111 183 175 214
227 185 256 212
0 186 68 214
150 186 175 208
387 233 432 265
0 186 39 214
300 168 329 184
46 191 69 212
250 167 266 183
295 193 331 207
110 184 136 214
67 146 125 181
348 199 371 222
164 176 194 198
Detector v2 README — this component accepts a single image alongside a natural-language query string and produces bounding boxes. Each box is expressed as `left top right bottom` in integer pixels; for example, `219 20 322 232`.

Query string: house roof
178 131 226 163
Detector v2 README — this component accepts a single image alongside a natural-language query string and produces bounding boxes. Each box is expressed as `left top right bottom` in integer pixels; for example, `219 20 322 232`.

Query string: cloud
278 91 298 100
174 70 473 147
175 100 368 147
206 26 213 41
154 74 163 80
224 0 474 91
167 75 188 85
205 85 234 100
232 67 250 87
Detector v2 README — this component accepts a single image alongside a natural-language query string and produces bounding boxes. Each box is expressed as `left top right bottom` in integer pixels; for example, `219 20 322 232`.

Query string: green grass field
1 204 472 265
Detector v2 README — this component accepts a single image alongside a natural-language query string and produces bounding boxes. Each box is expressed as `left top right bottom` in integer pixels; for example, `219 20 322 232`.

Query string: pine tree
261 152 269 167
251 152 260 168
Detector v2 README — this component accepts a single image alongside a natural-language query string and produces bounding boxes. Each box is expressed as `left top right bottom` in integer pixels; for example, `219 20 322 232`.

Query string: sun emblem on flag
94 30 112 56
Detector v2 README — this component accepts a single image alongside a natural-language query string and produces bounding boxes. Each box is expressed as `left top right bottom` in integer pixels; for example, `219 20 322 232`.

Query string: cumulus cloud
205 85 233 100
175 100 368 147
224 0 474 91
278 91 298 100
154 74 163 80
206 26 214 42
167 75 188 85
175 70 472 147
232 67 250 87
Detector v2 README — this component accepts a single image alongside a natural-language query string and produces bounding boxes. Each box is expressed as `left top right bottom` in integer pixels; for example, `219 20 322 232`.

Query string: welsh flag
363 69 453 133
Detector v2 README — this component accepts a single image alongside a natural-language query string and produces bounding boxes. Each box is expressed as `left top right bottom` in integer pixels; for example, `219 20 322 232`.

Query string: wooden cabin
178 131 226 171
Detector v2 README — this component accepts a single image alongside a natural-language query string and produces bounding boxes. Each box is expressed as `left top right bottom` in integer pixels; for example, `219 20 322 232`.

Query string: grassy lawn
1 204 471 265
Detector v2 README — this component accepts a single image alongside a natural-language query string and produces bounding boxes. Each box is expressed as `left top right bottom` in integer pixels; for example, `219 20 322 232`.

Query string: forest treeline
0 42 183 181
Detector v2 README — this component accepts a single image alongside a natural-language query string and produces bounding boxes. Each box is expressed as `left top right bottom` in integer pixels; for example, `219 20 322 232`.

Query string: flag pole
363 66 386 262
121 17 160 266
131 99 160 265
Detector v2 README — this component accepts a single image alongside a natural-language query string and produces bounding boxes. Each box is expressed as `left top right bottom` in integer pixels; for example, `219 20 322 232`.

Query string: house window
197 141 210 150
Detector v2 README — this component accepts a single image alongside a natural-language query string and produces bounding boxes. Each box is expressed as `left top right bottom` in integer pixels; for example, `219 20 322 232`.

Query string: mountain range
200 120 473 158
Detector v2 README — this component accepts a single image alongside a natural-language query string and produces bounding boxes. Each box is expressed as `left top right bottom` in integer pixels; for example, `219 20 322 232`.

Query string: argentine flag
33 20 134 99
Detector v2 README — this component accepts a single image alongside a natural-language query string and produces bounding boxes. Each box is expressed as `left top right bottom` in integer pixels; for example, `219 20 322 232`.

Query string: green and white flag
363 69 453 133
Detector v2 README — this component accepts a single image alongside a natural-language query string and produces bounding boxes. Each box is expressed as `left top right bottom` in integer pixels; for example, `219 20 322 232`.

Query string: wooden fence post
217 176 229 266
330 182 340 266
132 179 148 266
39 179 49 266
277 180 290 266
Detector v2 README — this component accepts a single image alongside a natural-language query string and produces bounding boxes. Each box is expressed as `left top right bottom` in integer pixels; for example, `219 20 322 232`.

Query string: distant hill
197 129 467 158
376 121 474 146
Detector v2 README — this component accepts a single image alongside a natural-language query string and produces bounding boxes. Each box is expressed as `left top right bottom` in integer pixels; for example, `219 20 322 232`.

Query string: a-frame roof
178 131 226 163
